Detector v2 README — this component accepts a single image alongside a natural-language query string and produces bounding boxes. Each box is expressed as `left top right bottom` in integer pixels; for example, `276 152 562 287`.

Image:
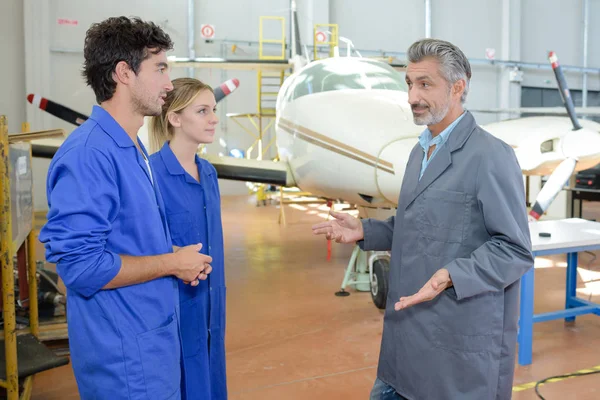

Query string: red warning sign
57 18 78 26
315 31 327 43
201 24 215 39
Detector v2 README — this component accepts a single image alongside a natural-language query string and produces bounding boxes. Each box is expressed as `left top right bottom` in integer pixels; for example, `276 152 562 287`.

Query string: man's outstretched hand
395 268 452 311
311 210 364 243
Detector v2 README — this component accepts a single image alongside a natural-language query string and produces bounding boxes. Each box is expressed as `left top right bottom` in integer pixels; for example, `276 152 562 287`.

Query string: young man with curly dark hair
40 17 213 399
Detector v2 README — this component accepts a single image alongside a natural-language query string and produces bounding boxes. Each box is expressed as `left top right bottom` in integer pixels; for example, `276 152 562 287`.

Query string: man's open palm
395 268 452 311
312 210 364 243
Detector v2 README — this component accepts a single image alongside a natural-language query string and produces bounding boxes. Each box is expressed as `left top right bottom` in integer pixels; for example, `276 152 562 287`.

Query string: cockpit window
540 139 555 153
281 58 407 104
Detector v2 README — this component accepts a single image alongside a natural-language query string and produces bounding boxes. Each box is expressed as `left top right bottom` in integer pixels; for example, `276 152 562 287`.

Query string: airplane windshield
281 58 407 103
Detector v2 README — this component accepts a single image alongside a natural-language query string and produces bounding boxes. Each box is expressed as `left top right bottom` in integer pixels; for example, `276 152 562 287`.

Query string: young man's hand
172 243 213 286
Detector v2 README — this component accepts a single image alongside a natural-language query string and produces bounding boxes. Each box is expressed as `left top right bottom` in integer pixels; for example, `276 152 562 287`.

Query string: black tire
370 259 390 309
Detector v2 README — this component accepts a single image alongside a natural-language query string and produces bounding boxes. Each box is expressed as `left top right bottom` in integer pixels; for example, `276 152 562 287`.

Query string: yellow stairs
257 16 287 117
257 70 285 116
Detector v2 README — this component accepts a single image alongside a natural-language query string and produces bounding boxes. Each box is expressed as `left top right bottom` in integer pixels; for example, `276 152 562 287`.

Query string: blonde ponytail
148 113 171 154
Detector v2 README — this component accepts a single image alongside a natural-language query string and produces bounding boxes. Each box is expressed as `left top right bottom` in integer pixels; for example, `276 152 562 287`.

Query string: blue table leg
518 267 535 366
565 252 578 322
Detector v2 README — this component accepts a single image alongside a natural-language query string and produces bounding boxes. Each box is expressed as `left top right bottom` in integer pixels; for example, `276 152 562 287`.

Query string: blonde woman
148 77 227 399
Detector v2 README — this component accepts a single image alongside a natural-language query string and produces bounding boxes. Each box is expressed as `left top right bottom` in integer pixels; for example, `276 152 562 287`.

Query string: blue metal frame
518 244 600 365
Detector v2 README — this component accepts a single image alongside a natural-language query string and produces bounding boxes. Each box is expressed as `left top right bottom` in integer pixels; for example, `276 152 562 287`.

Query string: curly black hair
82 16 174 103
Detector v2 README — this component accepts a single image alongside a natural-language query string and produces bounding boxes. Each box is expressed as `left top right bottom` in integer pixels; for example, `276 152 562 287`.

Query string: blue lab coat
39 106 182 400
149 142 227 400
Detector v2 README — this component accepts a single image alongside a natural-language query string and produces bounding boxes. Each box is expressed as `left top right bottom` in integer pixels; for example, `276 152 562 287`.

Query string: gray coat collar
403 111 477 210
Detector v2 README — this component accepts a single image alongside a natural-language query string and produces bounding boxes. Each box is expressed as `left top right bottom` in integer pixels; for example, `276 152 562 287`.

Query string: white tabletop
530 218 600 253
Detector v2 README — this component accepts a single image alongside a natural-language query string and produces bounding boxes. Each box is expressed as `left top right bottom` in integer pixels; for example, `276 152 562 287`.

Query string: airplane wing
470 106 600 117
168 56 407 72
31 138 66 159
168 57 292 71
31 141 296 187
202 154 296 186
25 80 298 190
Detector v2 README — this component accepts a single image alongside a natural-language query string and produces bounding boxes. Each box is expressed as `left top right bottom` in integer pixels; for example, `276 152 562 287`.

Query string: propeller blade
529 157 577 220
27 78 240 128
213 78 240 102
27 94 89 126
27 78 241 159
548 51 582 131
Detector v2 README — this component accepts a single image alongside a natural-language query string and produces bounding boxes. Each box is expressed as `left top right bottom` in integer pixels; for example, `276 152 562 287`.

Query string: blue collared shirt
418 112 465 179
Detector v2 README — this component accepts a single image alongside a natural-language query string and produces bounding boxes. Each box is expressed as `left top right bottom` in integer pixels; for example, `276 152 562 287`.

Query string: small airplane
193 51 600 218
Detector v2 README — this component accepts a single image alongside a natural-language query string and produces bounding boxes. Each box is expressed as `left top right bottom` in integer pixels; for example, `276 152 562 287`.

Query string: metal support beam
582 0 589 111
187 0 195 78
425 0 431 38
497 0 522 122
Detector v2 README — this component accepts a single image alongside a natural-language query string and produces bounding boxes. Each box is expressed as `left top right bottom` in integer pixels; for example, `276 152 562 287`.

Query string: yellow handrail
259 16 286 60
313 23 339 60
0 116 19 399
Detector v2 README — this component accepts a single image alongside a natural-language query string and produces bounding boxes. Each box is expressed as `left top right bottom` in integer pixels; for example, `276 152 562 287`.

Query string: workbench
518 218 600 365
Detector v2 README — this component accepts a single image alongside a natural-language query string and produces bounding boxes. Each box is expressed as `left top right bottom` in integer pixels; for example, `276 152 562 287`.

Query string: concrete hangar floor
30 195 600 399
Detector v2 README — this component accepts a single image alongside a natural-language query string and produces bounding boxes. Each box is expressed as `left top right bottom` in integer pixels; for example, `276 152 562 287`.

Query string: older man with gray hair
312 38 533 399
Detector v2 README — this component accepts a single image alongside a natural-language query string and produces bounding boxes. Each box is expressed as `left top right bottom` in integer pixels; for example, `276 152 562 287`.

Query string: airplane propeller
529 51 583 220
26 78 240 158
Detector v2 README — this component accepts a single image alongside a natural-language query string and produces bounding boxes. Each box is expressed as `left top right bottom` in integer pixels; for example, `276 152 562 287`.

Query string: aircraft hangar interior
1 0 600 399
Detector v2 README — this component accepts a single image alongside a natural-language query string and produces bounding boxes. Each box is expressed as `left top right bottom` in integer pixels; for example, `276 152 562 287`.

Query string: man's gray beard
413 101 450 126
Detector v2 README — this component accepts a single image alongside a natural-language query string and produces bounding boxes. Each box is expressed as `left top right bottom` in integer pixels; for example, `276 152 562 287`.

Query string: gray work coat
360 111 533 400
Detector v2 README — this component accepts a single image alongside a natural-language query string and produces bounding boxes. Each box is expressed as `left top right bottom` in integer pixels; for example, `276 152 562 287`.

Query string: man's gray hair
407 39 472 103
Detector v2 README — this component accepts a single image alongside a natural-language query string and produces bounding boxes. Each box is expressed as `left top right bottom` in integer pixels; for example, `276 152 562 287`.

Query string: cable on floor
535 369 600 399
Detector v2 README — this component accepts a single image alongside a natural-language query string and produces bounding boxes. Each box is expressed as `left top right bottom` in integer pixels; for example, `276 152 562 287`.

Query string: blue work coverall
149 142 227 400
39 106 182 399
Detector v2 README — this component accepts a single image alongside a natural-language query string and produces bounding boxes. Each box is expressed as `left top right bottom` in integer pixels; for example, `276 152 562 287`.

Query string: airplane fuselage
274 57 600 209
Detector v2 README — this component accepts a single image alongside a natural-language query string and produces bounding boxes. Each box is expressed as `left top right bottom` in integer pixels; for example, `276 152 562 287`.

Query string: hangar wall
0 0 598 214
0 0 26 134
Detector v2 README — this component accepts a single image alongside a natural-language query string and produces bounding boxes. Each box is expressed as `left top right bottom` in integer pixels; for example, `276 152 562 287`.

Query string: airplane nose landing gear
370 257 390 309
335 246 370 297
336 246 390 309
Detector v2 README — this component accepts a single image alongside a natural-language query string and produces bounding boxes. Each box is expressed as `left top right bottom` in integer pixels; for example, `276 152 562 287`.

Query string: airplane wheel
370 259 390 310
